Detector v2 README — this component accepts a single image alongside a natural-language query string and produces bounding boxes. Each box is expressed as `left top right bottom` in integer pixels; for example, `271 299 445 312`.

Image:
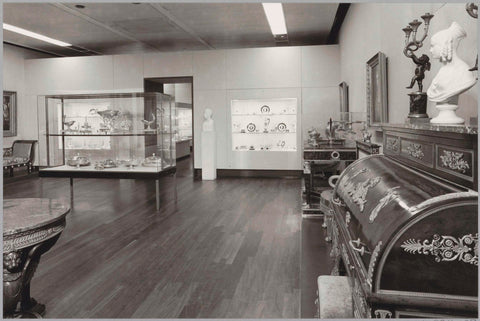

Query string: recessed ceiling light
75 5 85 9
3 23 72 47
262 3 287 36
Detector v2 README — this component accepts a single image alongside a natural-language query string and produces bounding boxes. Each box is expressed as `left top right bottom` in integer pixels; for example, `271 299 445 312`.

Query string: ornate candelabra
402 12 434 119
466 3 478 72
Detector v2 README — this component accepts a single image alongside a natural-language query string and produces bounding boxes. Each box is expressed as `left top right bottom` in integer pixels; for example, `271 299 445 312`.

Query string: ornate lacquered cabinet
329 124 478 318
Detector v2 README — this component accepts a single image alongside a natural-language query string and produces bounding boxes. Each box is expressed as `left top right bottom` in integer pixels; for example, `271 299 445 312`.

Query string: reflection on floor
300 218 334 318
4 158 335 318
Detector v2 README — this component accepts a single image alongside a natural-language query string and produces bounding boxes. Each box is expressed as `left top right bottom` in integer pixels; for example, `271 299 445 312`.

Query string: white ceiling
3 2 342 57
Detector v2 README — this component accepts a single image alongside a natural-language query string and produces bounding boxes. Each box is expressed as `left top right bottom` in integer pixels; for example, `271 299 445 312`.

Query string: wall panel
226 47 301 89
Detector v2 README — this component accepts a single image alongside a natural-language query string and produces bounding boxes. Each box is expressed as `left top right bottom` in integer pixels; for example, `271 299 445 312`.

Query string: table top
3 198 70 236
304 139 357 151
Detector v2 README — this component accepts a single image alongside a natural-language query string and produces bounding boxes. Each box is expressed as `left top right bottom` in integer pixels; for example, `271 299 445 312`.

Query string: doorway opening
144 77 194 167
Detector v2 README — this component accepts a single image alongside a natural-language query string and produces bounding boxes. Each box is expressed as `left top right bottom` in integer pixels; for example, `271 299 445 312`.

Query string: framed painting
366 52 388 127
339 81 349 113
3 91 17 137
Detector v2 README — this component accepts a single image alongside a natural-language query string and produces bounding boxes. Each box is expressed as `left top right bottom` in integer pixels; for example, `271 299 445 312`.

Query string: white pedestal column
201 131 217 180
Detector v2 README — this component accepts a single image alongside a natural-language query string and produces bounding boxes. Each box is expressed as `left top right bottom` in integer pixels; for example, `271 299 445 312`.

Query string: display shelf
40 92 176 173
232 131 296 134
231 98 298 153
48 132 165 137
42 164 175 173
39 92 176 211
231 113 297 116
234 147 297 152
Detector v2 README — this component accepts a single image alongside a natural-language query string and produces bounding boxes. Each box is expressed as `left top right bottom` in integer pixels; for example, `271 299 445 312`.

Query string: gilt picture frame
3 91 17 137
339 81 349 113
366 52 388 127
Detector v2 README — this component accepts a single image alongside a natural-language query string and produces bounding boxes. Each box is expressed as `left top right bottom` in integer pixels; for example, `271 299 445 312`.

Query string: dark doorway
144 77 194 166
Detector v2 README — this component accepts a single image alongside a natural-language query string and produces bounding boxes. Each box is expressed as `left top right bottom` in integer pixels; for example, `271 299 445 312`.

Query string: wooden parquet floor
3 158 306 318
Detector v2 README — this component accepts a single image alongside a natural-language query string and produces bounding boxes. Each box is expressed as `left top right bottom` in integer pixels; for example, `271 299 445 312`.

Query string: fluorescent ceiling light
3 23 71 47
262 3 287 35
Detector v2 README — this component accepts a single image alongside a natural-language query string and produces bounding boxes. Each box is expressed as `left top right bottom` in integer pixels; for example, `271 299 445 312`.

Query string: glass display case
231 98 297 152
40 92 175 174
175 107 192 141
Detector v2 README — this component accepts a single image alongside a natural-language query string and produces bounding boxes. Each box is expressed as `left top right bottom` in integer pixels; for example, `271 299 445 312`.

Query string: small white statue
427 22 477 124
202 108 215 132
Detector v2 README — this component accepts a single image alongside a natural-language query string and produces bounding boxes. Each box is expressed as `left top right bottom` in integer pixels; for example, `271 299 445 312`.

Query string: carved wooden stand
3 235 61 318
3 198 69 319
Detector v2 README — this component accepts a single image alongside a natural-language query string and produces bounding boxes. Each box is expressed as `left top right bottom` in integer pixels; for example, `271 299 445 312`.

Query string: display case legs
156 179 160 211
69 178 74 208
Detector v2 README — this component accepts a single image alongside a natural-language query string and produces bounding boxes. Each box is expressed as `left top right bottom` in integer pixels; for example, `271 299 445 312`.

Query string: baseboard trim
194 168 302 178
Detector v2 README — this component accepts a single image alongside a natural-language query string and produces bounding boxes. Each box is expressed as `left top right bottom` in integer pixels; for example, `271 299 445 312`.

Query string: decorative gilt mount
367 241 383 289
439 150 470 173
374 309 393 318
406 143 424 160
369 187 400 223
401 233 478 265
343 176 381 212
386 137 399 152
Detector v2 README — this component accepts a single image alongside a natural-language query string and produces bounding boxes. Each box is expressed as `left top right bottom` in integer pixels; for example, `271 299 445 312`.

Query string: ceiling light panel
262 3 287 35
3 23 71 46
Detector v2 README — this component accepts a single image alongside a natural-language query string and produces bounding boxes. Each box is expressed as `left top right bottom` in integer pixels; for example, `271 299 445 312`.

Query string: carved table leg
3 234 61 318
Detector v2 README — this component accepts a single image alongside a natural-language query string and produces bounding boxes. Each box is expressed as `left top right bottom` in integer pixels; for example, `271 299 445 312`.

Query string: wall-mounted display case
39 92 175 174
231 98 297 152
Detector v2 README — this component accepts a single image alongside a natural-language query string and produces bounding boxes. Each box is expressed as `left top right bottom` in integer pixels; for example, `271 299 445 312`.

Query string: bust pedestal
430 96 464 124
201 131 216 180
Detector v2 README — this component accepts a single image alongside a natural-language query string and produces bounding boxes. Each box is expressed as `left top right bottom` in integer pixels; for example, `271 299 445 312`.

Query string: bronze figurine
406 53 430 92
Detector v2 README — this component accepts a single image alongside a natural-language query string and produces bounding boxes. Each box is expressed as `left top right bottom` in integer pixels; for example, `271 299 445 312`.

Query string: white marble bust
427 22 476 103
202 108 214 132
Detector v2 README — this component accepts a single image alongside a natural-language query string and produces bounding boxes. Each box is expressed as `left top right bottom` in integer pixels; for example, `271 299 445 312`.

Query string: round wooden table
3 198 70 318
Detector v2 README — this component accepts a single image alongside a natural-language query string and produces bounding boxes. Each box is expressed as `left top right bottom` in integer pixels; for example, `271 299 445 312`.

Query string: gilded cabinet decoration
386 136 399 152
349 167 368 181
374 309 392 318
369 187 400 223
342 167 368 188
367 241 382 288
353 280 369 318
406 143 424 160
439 150 470 173
343 176 381 212
341 243 352 271
401 233 478 265
345 211 351 227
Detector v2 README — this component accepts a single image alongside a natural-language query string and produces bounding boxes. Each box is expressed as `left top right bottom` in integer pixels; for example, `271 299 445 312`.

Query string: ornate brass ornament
345 211 351 227
369 187 400 223
386 137 399 152
353 281 369 318
401 233 478 265
343 176 381 212
374 309 393 318
367 241 383 289
344 167 368 184
341 244 352 269
439 150 470 173
406 143 424 159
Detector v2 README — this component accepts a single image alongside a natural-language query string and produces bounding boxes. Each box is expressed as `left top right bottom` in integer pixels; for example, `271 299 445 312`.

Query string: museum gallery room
1 1 478 319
